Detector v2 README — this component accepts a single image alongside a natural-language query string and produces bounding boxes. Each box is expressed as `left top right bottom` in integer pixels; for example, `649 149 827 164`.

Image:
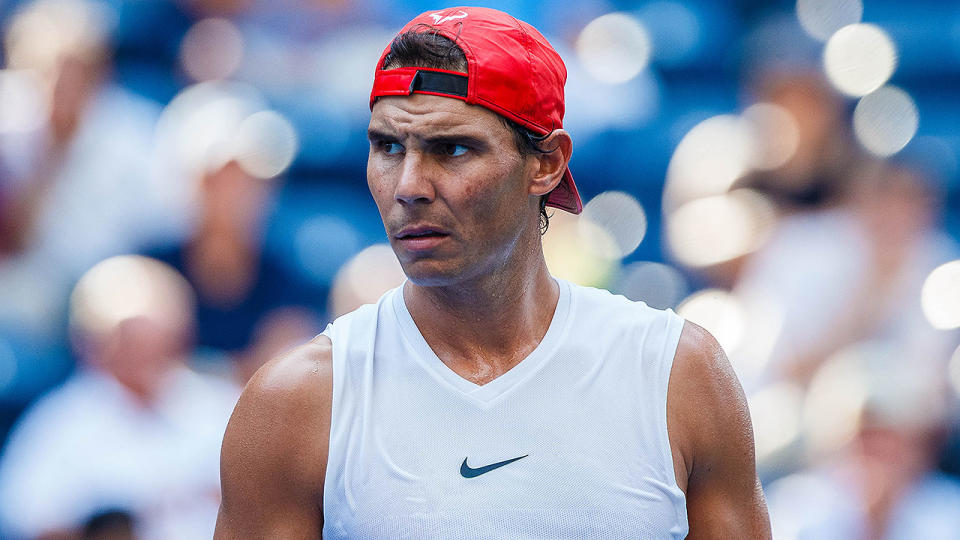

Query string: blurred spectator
0 2 956 538
664 71 862 290
767 342 960 539
0 255 238 540
707 71 860 288
0 0 188 340
235 305 320 382
735 157 958 388
327 243 405 320
146 81 322 381
738 69 857 212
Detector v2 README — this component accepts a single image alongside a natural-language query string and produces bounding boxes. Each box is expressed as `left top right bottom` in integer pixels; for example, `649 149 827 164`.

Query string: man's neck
403 253 560 386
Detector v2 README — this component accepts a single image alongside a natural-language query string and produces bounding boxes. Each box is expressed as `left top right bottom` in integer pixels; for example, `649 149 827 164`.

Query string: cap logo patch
429 10 468 25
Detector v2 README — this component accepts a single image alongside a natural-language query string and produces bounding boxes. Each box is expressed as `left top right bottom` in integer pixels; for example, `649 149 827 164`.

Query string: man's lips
394 225 450 251
395 225 449 239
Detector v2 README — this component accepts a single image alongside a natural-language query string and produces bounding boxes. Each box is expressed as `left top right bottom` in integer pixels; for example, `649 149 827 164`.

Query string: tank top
322 278 688 539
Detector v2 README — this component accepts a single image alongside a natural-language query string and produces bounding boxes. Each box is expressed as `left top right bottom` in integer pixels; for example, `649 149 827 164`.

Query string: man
0 0 185 344
216 7 771 538
766 341 960 539
0 255 238 539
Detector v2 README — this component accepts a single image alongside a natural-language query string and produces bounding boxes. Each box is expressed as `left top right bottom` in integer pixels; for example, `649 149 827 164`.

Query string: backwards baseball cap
369 6 582 214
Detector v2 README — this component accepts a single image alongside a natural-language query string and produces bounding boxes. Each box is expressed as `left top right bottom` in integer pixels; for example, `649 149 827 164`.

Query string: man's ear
528 129 572 197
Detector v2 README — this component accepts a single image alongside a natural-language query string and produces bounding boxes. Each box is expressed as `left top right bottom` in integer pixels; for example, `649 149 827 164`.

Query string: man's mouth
396 226 448 239
395 226 449 250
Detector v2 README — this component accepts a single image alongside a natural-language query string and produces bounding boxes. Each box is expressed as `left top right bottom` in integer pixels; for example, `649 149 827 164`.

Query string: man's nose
395 152 436 205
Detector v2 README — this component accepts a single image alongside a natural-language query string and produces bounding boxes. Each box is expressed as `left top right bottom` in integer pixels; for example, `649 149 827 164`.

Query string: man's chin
399 260 465 288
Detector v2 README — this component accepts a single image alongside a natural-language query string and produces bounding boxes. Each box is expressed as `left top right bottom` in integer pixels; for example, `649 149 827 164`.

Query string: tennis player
215 7 771 538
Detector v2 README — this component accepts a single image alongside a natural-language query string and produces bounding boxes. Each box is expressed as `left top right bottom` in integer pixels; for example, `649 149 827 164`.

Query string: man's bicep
669 321 771 539
215 339 332 539
684 441 769 539
215 401 321 538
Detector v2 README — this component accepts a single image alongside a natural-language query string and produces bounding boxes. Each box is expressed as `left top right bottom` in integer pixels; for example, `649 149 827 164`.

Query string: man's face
367 93 538 286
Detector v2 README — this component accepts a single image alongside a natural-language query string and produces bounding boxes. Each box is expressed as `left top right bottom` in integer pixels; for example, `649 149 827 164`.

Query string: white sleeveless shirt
322 279 688 539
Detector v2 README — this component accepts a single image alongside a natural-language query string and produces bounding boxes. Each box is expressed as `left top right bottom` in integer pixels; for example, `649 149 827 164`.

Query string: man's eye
380 142 404 154
441 144 468 157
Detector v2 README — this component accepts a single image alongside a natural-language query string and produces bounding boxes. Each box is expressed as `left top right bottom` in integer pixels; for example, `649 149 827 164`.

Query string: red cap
370 6 582 214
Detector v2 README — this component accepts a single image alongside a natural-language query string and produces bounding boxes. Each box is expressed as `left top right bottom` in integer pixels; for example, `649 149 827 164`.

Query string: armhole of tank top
319 319 344 528
658 310 687 495
320 320 341 430
318 293 394 533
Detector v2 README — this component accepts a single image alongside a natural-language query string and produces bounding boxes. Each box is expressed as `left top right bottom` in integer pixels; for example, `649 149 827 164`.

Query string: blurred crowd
0 0 958 538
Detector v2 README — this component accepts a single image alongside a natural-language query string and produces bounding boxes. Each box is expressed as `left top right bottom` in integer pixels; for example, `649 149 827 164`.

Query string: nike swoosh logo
460 455 528 478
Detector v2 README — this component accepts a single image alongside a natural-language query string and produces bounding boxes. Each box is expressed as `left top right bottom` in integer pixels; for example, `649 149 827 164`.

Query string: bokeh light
802 350 866 457
742 102 801 170
949 345 960 398
766 473 838 540
921 260 960 329
543 212 620 287
0 69 46 133
563 46 662 134
795 0 863 42
803 340 946 458
637 1 700 66
852 85 919 157
576 12 652 84
69 256 195 337
328 244 405 318
676 288 746 352
233 110 299 179
613 261 687 310
731 293 785 390
156 81 265 177
667 189 776 268
155 81 301 180
180 18 244 82
823 23 897 97
3 0 113 71
562 63 661 139
749 382 804 465
579 191 647 259
665 115 755 205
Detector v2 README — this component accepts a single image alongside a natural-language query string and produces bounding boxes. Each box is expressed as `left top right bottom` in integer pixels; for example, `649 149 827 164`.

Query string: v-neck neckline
392 278 572 407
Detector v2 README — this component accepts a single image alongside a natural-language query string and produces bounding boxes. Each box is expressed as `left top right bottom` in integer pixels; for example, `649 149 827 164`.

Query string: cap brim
545 167 582 214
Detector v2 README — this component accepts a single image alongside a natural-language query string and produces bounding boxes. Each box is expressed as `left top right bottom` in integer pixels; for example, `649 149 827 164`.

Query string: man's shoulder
244 334 333 410
670 321 742 418
217 336 332 533
222 335 333 481
667 320 753 483
227 334 333 454
666 321 772 538
673 321 723 366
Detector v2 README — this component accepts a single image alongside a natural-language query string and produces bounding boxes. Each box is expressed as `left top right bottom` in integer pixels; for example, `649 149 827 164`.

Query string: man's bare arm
215 335 333 539
668 321 771 538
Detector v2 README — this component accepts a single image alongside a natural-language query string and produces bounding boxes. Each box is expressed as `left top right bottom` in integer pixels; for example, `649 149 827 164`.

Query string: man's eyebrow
367 127 488 148
367 128 396 142
423 134 487 147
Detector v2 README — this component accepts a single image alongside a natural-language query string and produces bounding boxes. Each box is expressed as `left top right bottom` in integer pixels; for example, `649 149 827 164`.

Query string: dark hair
381 28 555 234
82 509 135 540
